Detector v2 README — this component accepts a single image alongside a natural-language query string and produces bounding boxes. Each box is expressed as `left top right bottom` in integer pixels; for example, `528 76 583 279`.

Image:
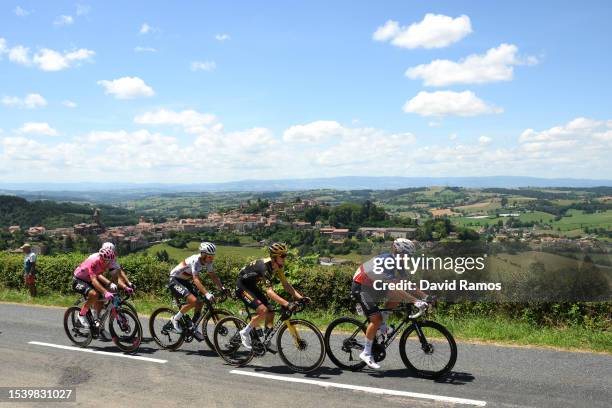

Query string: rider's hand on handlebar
124 286 134 295
205 292 215 302
104 291 114 301
414 300 428 309
301 296 312 304
109 283 118 292
287 301 299 311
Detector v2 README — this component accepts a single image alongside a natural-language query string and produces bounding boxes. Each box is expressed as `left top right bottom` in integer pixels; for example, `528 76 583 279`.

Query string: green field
145 241 264 261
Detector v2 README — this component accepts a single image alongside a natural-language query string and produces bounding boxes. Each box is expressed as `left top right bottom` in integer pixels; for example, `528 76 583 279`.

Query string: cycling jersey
73 253 111 282
353 253 404 286
169 255 213 280
237 258 289 288
86 252 121 276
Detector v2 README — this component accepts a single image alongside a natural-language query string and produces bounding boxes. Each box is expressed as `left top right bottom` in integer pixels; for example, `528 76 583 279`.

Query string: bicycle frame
241 302 305 349
354 304 422 350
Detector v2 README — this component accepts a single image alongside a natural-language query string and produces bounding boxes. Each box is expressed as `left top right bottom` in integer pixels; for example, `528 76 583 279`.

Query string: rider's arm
265 286 290 307
90 275 109 294
117 269 132 289
192 275 210 297
277 269 302 300
208 271 224 291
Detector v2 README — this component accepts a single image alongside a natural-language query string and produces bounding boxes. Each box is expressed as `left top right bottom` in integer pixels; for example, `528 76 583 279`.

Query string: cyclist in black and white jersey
168 242 230 340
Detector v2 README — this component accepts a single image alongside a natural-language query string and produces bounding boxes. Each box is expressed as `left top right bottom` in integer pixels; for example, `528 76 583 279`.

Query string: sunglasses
278 254 287 259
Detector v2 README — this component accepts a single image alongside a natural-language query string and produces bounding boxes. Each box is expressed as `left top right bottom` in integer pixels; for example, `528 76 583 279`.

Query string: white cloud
191 61 216 71
403 90 503 117
406 43 539 86
76 4 91 16
140 23 156 34
134 108 217 133
215 34 231 41
134 46 157 53
283 121 347 143
54 15 74 26
373 14 472 49
8 45 30 65
97 77 155 99
1 38 94 71
62 100 77 108
1 93 47 109
479 136 492 145
449 133 458 140
18 122 58 136
14 6 31 17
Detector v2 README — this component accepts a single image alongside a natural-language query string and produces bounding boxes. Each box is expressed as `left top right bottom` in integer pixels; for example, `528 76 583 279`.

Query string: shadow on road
370 368 476 385
252 364 343 379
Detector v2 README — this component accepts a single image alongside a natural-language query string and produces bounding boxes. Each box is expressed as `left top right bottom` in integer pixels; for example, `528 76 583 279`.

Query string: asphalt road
0 303 610 408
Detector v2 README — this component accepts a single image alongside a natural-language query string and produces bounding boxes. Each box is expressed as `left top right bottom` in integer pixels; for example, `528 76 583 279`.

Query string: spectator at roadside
21 243 37 297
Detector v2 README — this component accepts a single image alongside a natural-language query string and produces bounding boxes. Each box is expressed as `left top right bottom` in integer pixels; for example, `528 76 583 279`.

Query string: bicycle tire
149 307 185 350
109 307 142 353
212 316 254 366
202 308 233 352
324 316 367 371
276 319 325 373
399 320 457 378
63 306 92 348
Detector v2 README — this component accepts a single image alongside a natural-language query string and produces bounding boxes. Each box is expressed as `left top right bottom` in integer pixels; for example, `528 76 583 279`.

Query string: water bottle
355 304 364 316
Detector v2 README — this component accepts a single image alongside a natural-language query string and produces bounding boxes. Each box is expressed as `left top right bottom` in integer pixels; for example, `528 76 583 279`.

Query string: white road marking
230 369 487 406
28 341 167 364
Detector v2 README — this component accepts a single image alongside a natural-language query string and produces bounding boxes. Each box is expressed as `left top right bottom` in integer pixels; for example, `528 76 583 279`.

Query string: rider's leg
81 290 98 315
239 304 268 349
264 309 275 330
175 294 196 320
192 300 204 323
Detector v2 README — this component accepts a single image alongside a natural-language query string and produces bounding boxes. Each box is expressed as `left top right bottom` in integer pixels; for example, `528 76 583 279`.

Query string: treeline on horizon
0 195 138 229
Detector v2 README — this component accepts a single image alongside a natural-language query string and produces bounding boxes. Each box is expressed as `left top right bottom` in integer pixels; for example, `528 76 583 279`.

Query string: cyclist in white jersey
168 242 230 340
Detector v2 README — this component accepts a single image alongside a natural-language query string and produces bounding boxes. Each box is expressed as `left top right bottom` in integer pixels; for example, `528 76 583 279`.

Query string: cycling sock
364 339 373 355
91 309 99 320
174 311 183 321
79 305 89 316
240 325 253 335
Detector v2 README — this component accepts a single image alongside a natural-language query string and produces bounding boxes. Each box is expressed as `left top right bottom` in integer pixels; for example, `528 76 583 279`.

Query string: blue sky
1 1 611 183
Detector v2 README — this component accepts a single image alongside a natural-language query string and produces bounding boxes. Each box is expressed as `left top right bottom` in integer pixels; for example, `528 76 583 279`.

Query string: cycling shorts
236 280 269 310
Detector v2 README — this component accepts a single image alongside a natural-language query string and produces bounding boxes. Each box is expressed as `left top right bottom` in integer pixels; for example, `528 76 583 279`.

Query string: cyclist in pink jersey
71 247 118 331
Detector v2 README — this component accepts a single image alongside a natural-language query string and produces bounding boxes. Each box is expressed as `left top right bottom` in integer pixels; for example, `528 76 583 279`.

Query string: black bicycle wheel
324 316 367 371
213 316 253 366
202 308 232 352
63 306 92 348
277 319 325 373
149 307 185 350
109 307 142 353
399 320 457 378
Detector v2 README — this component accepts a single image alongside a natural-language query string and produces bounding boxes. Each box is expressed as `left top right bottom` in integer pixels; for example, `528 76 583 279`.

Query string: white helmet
199 242 216 255
101 242 116 252
393 238 416 255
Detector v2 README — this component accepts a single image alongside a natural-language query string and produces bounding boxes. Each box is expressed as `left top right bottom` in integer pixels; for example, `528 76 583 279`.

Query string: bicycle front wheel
63 306 92 348
109 307 142 353
324 316 367 371
399 320 457 378
213 316 253 366
202 308 233 352
277 319 325 373
149 307 185 350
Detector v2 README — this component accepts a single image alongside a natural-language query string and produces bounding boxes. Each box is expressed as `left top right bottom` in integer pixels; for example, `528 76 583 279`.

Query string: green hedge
0 252 610 329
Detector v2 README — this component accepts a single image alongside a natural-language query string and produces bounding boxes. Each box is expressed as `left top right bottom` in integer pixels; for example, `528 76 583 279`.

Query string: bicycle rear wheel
63 306 92 348
277 319 325 373
149 307 185 350
109 307 142 353
202 308 232 352
213 316 253 366
399 320 457 378
324 316 367 371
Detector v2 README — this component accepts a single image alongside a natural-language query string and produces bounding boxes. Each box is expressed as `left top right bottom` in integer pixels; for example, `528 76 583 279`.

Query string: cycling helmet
101 242 115 251
392 238 416 255
99 247 116 260
199 242 216 255
268 242 288 257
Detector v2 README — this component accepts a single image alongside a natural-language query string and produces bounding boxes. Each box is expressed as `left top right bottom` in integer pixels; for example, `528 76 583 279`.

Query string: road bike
73 291 138 341
213 298 325 373
324 303 456 378
64 292 142 353
149 292 232 351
